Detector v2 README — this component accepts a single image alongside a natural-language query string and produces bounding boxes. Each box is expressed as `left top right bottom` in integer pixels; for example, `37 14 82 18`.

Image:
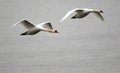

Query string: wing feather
60 8 80 22
12 19 35 29
41 22 53 30
93 12 104 21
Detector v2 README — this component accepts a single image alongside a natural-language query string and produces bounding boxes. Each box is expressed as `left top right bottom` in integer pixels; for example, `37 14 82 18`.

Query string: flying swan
12 19 59 35
60 8 104 22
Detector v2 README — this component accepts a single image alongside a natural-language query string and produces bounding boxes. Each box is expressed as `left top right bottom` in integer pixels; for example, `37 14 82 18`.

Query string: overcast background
0 0 120 73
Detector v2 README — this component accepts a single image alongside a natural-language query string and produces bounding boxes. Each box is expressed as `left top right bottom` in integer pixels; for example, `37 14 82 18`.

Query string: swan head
46 29 59 33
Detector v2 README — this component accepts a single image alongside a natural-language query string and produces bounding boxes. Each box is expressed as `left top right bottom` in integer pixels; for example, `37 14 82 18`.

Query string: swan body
12 19 58 35
60 8 104 22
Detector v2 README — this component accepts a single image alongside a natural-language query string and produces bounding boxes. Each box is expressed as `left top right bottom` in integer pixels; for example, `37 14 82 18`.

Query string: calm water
0 0 120 73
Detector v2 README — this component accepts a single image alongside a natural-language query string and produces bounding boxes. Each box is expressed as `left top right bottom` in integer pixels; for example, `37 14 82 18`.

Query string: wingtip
60 20 63 23
11 18 26 28
11 23 17 28
102 19 104 21
99 16 104 21
11 26 14 28
60 19 65 23
99 18 104 21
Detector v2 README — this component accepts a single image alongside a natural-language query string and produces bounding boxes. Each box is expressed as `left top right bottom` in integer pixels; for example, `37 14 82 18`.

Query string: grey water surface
0 0 120 73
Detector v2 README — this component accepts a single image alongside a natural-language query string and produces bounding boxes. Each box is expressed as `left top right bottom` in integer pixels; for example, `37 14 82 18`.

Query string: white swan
60 8 104 22
12 19 59 35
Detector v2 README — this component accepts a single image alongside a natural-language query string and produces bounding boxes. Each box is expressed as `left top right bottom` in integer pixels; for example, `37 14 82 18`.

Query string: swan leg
71 16 76 19
21 32 27 35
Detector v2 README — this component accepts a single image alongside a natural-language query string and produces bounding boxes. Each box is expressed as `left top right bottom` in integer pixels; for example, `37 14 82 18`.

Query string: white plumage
12 19 58 35
60 8 104 22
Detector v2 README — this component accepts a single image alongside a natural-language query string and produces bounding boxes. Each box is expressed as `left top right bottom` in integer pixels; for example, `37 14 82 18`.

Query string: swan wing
12 19 35 29
60 8 80 22
93 12 104 21
41 22 53 30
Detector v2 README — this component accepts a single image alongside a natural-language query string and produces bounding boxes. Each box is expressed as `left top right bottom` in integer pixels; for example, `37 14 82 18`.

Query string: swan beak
54 30 59 33
56 31 59 33
55 31 59 33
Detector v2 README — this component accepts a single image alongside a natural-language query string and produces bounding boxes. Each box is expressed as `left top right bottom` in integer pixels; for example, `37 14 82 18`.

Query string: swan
60 8 104 22
12 19 59 35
